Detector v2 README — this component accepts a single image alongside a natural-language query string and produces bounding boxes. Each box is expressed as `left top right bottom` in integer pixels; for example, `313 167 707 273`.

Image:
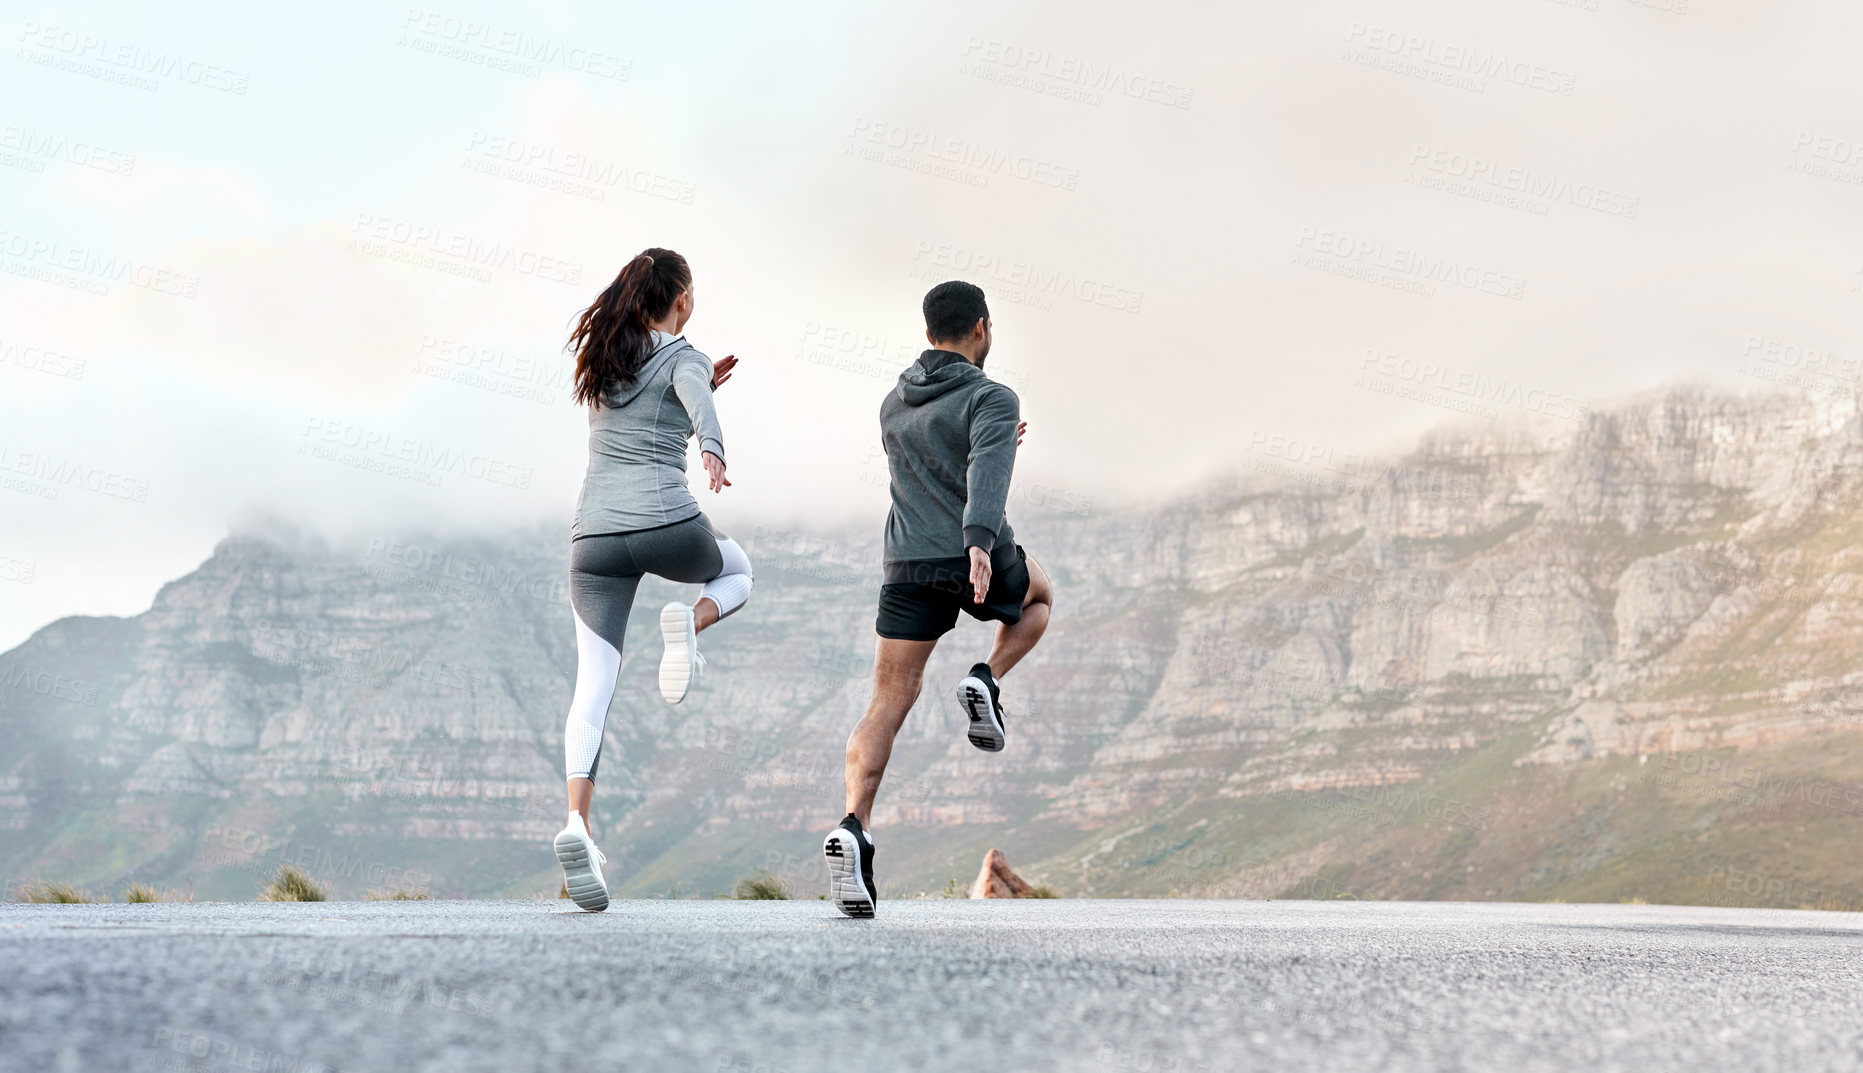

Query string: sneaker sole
658 603 695 704
822 829 874 919
957 676 1005 752
553 830 609 913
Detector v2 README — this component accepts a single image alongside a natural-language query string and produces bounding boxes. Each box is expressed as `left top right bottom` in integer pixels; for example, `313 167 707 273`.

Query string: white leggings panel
564 533 751 781
564 608 621 780
700 536 754 619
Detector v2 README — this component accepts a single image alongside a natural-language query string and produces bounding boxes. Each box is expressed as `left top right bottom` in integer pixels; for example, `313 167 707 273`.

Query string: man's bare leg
844 638 938 827
985 557 1053 677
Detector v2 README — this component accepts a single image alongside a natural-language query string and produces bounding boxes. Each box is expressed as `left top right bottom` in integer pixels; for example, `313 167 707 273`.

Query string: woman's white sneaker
554 814 610 912
658 601 706 704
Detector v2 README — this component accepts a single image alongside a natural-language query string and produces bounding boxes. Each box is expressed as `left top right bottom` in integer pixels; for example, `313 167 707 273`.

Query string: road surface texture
5 898 1863 1072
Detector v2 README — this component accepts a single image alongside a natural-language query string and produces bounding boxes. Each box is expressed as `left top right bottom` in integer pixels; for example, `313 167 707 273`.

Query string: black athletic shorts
876 544 1031 641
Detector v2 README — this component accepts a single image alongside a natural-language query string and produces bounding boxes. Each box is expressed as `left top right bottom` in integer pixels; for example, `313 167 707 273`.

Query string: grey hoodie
879 349 1020 574
572 335 724 538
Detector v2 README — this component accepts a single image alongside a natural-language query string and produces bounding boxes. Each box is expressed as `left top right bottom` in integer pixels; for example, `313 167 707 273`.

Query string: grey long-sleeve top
571 334 724 538
878 348 1019 569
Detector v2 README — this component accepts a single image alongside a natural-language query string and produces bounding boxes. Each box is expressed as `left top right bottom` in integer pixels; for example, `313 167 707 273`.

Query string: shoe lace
693 650 707 676
591 843 607 870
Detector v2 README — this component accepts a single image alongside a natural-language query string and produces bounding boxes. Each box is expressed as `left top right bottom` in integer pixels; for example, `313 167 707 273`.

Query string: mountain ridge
8 386 1863 909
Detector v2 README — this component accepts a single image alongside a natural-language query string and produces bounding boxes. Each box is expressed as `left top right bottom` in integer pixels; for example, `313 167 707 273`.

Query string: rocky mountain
9 387 1863 910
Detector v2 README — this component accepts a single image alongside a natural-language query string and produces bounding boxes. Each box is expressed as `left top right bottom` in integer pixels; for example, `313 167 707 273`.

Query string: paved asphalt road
5 898 1863 1072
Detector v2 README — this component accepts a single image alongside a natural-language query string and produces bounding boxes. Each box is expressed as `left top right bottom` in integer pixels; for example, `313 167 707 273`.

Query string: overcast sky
3 0 1861 649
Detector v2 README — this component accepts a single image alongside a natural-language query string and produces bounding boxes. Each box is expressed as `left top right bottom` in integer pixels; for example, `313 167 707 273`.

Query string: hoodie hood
896 349 981 406
603 338 687 408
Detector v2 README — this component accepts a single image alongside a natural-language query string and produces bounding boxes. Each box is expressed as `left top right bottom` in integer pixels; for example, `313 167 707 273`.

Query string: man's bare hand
702 451 731 492
1016 420 1027 446
968 546 992 604
711 355 738 389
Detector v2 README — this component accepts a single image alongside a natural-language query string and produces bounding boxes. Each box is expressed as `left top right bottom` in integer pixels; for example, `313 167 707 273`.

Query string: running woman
553 248 755 912
823 281 1053 917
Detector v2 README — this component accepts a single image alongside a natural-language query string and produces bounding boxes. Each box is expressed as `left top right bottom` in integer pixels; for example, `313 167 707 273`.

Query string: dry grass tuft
733 870 791 900
258 866 327 902
14 880 98 904
123 882 184 903
366 887 432 901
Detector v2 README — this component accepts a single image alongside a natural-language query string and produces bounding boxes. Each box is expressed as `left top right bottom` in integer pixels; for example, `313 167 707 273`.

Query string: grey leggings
564 513 753 780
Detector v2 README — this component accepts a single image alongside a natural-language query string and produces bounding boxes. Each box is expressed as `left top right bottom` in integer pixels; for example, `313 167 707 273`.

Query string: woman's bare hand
711 355 738 389
702 451 731 492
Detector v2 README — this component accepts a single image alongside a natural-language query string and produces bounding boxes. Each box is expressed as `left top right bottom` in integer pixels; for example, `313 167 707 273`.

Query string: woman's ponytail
569 247 692 408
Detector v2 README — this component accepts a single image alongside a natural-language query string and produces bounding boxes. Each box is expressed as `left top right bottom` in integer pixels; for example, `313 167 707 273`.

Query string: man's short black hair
922 280 989 344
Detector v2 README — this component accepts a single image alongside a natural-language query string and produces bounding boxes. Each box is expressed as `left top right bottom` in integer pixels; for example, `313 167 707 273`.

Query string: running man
553 247 755 912
823 281 1054 917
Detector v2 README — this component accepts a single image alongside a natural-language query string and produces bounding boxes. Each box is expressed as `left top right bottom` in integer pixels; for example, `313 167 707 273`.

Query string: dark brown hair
923 280 988 343
569 248 692 408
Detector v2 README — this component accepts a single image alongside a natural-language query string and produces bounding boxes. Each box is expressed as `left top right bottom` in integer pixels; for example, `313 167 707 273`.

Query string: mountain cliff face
9 387 1863 908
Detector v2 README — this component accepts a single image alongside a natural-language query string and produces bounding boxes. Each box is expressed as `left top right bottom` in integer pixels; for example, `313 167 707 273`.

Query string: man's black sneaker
823 814 876 918
956 662 1006 752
